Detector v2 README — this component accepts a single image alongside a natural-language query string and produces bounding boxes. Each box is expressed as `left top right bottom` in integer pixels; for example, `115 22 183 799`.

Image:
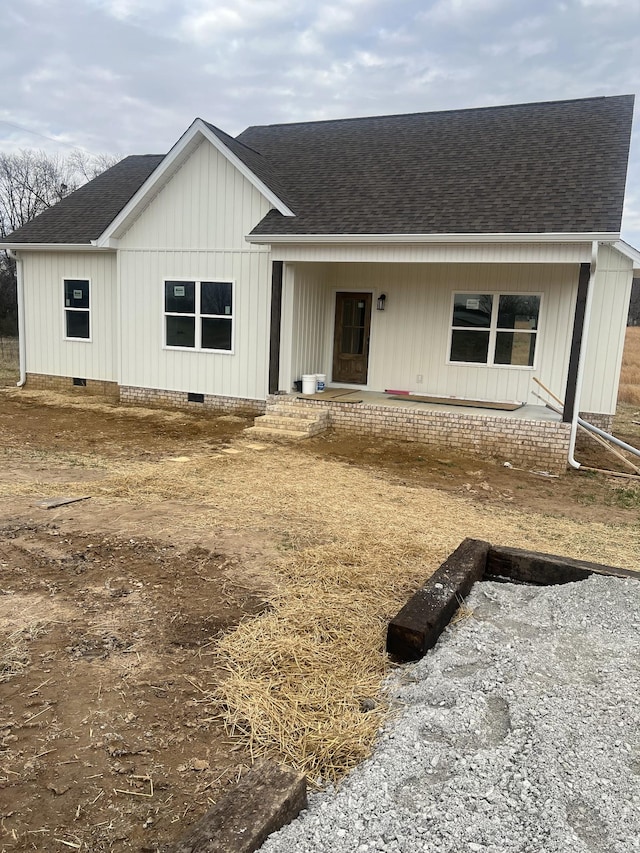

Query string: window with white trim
164 280 233 351
449 292 540 367
64 279 90 340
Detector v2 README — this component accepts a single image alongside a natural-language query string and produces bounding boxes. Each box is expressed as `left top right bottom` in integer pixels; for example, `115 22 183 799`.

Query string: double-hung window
64 279 91 340
449 292 540 367
164 279 233 352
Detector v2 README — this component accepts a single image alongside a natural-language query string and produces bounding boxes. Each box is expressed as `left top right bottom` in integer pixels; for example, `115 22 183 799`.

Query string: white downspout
567 240 599 469
7 250 26 387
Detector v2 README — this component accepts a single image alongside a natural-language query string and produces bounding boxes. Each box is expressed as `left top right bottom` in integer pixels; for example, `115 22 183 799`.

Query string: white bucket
316 374 326 392
301 374 317 395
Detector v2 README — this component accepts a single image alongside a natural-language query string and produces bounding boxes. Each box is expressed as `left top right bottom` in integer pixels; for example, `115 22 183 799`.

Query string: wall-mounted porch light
376 293 387 311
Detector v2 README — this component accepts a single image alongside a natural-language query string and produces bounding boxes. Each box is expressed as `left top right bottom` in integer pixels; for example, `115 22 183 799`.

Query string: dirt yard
1 381 639 852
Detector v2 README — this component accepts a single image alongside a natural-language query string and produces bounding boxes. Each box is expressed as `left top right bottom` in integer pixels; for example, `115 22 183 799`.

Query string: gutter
7 250 26 387
567 240 599 469
0 242 111 252
245 231 619 245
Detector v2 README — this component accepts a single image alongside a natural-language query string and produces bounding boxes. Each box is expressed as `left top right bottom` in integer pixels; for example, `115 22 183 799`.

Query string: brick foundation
26 372 119 400
22 374 577 471
270 396 571 474
575 412 616 454
120 385 265 416
24 373 265 417
578 412 615 432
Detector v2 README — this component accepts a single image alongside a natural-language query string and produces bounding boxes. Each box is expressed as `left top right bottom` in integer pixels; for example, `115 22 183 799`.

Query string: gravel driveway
260 574 640 853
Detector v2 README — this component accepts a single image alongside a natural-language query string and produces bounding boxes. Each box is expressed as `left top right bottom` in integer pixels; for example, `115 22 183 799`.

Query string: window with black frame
164 280 233 351
64 279 90 340
449 292 540 367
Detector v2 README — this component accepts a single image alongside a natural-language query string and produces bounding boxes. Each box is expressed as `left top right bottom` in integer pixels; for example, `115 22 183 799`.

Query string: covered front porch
263 241 629 473
275 255 582 411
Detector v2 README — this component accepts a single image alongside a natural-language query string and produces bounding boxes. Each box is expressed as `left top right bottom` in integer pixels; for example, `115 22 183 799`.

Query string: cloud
88 0 176 23
179 0 300 44
419 0 509 25
0 0 638 246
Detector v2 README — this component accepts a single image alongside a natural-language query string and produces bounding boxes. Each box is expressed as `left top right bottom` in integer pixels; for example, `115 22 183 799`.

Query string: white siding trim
3 244 113 252
97 120 293 246
250 232 618 245
613 239 640 272
121 247 270 254
269 242 594 264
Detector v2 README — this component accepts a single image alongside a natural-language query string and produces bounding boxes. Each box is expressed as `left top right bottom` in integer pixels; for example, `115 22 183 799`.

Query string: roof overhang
246 231 620 244
95 118 294 248
0 242 113 252
614 239 640 273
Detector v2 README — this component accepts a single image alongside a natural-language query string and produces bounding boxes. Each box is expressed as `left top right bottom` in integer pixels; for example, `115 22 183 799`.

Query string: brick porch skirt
269 395 572 474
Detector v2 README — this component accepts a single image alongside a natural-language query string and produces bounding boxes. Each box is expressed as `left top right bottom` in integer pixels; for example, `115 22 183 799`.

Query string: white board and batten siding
117 139 273 400
280 262 329 390
21 251 117 381
284 261 580 406
271 242 593 265
581 243 633 415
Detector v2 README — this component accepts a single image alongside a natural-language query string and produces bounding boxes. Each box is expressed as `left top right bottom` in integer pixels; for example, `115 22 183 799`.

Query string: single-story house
2 95 638 472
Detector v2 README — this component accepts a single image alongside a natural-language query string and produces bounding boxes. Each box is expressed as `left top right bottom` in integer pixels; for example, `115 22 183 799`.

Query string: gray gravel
260 575 640 853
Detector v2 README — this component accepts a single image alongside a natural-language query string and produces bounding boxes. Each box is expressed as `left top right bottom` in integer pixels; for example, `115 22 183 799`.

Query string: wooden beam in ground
486 545 637 584
386 538 489 662
35 496 91 509
163 759 307 853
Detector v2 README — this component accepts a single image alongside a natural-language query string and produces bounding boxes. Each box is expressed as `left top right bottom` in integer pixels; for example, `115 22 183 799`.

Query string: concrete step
255 414 326 430
244 425 311 441
268 404 330 420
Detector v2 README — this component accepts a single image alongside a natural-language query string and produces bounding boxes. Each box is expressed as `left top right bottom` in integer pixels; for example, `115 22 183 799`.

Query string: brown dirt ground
0 396 276 853
0 386 639 853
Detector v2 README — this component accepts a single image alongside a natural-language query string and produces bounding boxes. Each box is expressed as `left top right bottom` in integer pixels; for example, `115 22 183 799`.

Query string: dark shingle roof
238 95 634 236
3 155 163 244
3 96 634 245
202 121 296 211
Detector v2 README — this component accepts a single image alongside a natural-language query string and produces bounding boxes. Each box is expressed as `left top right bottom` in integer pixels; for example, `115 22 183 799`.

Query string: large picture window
449 292 540 367
64 279 90 340
164 279 233 352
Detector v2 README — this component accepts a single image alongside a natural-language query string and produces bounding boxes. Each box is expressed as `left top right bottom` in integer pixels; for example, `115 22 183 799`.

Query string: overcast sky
2 0 639 245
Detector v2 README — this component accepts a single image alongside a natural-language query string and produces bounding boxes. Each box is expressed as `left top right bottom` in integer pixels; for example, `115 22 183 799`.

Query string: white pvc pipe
577 416 640 458
567 241 598 469
8 250 26 387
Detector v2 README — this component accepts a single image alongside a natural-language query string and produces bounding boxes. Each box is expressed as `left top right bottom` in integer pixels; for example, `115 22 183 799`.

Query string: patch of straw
206 541 423 783
1 629 30 682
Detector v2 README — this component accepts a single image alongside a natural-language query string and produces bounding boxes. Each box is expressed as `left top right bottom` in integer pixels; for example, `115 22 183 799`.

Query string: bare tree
629 278 640 327
66 149 120 185
0 149 118 335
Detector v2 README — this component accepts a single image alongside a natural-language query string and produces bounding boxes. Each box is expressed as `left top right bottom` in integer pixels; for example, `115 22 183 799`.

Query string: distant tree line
629 278 640 326
0 149 117 336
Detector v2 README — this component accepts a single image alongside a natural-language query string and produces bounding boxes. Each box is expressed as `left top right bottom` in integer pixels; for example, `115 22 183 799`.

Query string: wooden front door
332 292 372 384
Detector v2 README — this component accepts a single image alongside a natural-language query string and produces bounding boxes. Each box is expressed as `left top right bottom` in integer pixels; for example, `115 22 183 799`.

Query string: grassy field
618 326 640 405
0 336 18 387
